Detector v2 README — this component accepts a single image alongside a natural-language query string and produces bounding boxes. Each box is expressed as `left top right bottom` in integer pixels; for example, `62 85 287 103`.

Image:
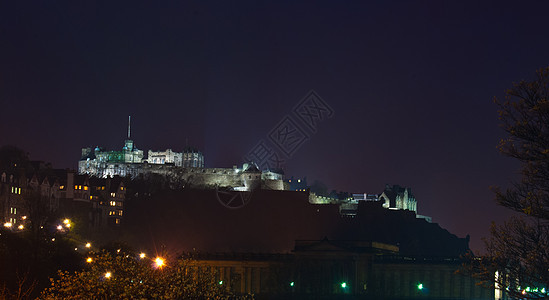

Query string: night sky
2 1 548 252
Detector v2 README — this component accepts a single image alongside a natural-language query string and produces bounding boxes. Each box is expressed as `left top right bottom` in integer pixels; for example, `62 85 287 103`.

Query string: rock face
120 189 468 257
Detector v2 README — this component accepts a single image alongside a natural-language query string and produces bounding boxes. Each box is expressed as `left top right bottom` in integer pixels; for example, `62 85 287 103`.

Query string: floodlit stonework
78 120 284 191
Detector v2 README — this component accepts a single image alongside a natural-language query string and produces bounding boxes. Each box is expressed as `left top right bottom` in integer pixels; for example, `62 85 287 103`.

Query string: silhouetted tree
0 145 31 174
468 67 549 299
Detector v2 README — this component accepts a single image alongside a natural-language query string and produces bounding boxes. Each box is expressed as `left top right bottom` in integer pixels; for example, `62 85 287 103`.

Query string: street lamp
154 257 165 268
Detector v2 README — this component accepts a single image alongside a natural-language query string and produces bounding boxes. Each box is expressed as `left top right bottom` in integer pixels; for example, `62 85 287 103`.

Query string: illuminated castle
78 117 284 191
79 117 147 178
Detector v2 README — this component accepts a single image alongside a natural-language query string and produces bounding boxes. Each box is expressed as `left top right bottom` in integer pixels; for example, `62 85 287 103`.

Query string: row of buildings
1 166 126 232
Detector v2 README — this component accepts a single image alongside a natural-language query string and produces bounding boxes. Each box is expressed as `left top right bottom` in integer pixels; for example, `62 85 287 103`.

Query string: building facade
186 239 493 299
1 169 126 231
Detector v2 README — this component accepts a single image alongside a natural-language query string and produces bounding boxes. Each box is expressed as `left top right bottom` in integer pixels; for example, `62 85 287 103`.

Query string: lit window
11 187 14 193
90 196 93 200
110 201 116 206
17 188 20 194
118 210 123 216
102 186 105 190
74 185 78 190
60 185 64 190
83 186 88 191
78 185 82 190
115 218 120 224
110 192 116 197
109 211 114 216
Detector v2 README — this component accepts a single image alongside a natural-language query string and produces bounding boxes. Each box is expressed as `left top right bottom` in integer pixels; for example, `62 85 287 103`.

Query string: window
110 201 116 206
83 186 88 191
115 218 120 224
110 192 116 197
60 185 64 190
109 211 115 216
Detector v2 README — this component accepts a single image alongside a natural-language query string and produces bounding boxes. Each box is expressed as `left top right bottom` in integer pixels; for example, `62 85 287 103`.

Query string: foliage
41 250 253 299
467 67 549 299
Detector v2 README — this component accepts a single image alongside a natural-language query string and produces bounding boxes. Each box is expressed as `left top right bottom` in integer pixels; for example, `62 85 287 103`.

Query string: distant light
63 219 70 224
105 272 112 279
117 249 121 253
522 290 527 295
65 223 71 228
542 288 546 293
18 225 24 230
290 281 295 287
3 222 12 228
51 238 55 242
154 257 165 268
417 283 424 290
21 216 27 220
219 280 223 285
86 257 93 263
57 225 63 230
85 242 91 248
139 253 146 259
74 247 78 251
341 282 347 288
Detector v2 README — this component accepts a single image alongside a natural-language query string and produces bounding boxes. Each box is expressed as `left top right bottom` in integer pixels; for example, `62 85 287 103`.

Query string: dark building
186 239 491 299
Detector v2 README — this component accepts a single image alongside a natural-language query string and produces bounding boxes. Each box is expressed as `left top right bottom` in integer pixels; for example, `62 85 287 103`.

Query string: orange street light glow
85 242 91 248
105 272 112 279
86 257 93 263
139 253 146 259
154 257 165 268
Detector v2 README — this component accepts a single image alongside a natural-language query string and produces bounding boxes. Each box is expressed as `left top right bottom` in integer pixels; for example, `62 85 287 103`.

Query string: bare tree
469 67 549 299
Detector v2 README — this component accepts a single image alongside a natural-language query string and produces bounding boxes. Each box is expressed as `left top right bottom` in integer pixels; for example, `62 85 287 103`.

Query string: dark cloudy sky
1 1 547 252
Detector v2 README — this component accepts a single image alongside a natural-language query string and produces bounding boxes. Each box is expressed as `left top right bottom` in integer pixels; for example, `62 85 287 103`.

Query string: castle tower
124 116 134 151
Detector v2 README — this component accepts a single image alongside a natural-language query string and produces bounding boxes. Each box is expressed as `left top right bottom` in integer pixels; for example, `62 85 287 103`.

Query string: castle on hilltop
77 117 429 220
78 117 284 191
